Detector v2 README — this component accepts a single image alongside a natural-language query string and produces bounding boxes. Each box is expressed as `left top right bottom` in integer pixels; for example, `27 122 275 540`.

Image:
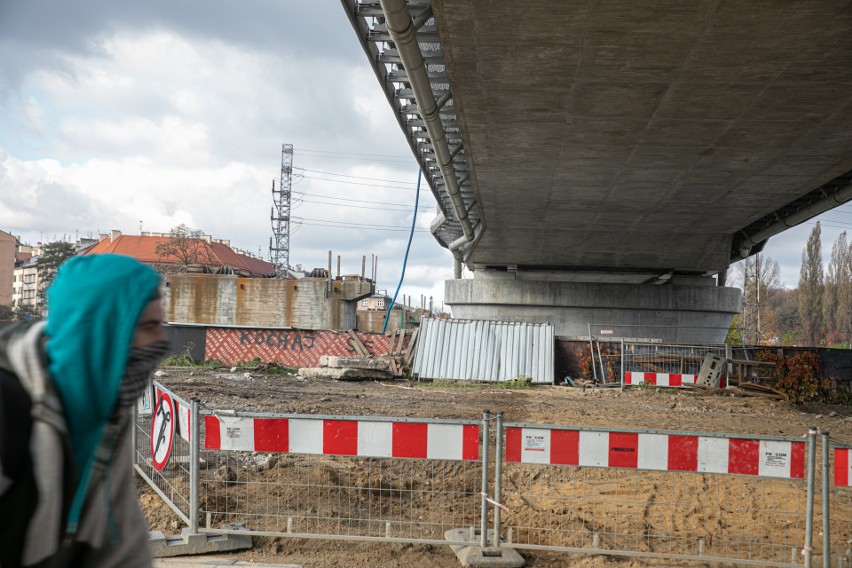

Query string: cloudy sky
1 1 850 306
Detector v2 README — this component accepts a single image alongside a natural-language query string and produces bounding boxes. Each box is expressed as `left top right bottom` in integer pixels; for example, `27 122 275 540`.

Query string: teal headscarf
45 254 161 526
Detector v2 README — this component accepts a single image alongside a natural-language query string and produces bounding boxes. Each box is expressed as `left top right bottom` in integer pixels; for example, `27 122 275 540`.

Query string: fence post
492 411 503 548
131 399 138 467
805 427 817 568
823 431 830 568
587 324 598 383
189 397 200 534
620 338 625 389
480 409 490 549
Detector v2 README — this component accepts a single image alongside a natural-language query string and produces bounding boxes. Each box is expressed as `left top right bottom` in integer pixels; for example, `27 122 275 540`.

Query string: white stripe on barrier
428 423 464 461
697 436 729 474
579 431 608 467
358 421 393 458
218 415 254 451
637 433 668 471
289 418 323 454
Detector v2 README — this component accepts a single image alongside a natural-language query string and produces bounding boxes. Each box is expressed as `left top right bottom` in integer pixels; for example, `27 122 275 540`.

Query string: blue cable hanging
381 168 421 333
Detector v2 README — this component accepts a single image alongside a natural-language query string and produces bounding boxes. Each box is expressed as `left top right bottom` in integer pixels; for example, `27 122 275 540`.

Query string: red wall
205 328 399 367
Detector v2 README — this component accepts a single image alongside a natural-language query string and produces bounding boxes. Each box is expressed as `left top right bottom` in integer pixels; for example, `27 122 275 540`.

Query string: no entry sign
151 391 175 471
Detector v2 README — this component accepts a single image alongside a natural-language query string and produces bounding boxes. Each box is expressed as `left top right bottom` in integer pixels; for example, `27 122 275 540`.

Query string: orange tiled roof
83 235 275 276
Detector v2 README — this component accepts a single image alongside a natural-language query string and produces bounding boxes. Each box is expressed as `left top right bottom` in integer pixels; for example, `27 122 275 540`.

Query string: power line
298 198 418 212
295 216 429 231
302 174 427 191
293 190 420 208
294 148 412 160
295 167 419 186
294 222 431 233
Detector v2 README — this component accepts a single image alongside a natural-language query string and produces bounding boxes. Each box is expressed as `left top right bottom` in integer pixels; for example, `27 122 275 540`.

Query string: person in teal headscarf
0 254 170 567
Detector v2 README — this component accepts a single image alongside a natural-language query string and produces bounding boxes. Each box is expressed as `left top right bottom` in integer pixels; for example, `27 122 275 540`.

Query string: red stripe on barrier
837 448 849 486
254 418 289 452
463 425 479 460
669 374 683 387
204 416 221 449
667 435 698 471
609 432 638 468
790 441 805 479
729 439 760 476
551 429 579 465
505 427 521 462
392 422 427 459
624 372 633 385
324 420 358 456
644 372 656 386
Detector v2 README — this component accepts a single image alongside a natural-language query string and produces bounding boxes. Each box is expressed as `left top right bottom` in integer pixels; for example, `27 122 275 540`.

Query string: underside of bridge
343 0 852 343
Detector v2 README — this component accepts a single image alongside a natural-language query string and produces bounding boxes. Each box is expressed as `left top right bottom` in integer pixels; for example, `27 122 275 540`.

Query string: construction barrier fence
135 383 845 567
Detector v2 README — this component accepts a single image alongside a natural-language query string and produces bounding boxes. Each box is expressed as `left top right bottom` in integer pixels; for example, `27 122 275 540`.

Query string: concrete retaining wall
163 275 363 330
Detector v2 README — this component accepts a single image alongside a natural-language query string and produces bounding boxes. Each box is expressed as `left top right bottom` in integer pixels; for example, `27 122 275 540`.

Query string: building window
361 299 369 307
377 300 385 308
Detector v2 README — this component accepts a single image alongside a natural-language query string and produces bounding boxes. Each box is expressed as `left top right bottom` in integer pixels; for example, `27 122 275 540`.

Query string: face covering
116 339 171 410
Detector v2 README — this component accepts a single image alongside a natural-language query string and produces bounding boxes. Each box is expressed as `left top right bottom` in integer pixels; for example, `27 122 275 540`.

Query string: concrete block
445 529 525 568
297 367 393 380
319 355 390 371
149 525 252 558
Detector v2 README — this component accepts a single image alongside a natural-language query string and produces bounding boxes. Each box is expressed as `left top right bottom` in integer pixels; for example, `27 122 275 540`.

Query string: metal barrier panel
501 423 812 567
133 382 193 525
196 410 483 544
821 442 852 568
622 343 729 388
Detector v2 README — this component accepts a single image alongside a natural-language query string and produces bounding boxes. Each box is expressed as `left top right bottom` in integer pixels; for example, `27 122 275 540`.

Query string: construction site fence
135 382 848 567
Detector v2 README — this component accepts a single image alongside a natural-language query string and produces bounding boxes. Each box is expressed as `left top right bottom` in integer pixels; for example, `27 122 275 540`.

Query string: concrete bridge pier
445 271 742 345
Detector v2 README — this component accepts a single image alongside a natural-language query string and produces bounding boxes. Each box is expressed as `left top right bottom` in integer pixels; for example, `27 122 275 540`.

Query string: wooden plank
347 330 371 357
403 327 419 366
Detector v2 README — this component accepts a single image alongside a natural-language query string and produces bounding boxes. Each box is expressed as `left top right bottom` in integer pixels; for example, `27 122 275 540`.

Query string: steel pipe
379 0 476 245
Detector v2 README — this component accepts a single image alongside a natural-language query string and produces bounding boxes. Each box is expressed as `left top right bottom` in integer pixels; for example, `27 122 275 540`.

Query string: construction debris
298 329 420 381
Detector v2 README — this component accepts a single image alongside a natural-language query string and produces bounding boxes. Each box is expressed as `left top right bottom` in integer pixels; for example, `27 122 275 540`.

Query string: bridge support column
445 272 742 344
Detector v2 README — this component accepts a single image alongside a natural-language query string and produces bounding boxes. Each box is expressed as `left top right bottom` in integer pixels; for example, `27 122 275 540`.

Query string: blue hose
382 168 421 334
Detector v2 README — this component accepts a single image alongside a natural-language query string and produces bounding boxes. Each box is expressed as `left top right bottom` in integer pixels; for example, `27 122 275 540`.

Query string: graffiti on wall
205 328 393 366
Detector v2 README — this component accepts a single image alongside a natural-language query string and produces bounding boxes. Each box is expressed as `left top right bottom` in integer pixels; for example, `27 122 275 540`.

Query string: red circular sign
151 392 175 471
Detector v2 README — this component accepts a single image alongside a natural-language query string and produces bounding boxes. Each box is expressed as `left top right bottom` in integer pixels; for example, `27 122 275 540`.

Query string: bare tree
733 253 781 343
798 222 824 346
153 224 211 270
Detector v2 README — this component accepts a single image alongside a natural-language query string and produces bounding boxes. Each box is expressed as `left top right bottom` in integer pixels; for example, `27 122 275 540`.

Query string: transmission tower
270 144 293 277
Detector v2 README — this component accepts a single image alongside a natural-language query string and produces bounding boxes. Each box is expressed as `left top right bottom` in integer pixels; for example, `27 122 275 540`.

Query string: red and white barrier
623 372 727 389
836 448 851 486
204 415 480 461
506 427 804 479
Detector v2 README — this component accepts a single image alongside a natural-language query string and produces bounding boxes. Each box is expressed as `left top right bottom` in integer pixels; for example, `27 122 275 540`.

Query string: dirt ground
139 368 852 567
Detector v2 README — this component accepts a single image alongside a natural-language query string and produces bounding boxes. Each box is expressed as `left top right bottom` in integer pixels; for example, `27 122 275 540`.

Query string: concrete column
445 271 742 344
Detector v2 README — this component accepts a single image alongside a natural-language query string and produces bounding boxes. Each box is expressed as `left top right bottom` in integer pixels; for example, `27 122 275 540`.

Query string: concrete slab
445 529 525 568
298 367 393 380
149 526 252 558
318 355 391 371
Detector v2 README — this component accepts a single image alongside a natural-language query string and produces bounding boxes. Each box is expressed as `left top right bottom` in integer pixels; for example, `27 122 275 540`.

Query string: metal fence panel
499 422 814 567
195 409 485 545
817 441 852 568
412 318 554 383
134 382 193 525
